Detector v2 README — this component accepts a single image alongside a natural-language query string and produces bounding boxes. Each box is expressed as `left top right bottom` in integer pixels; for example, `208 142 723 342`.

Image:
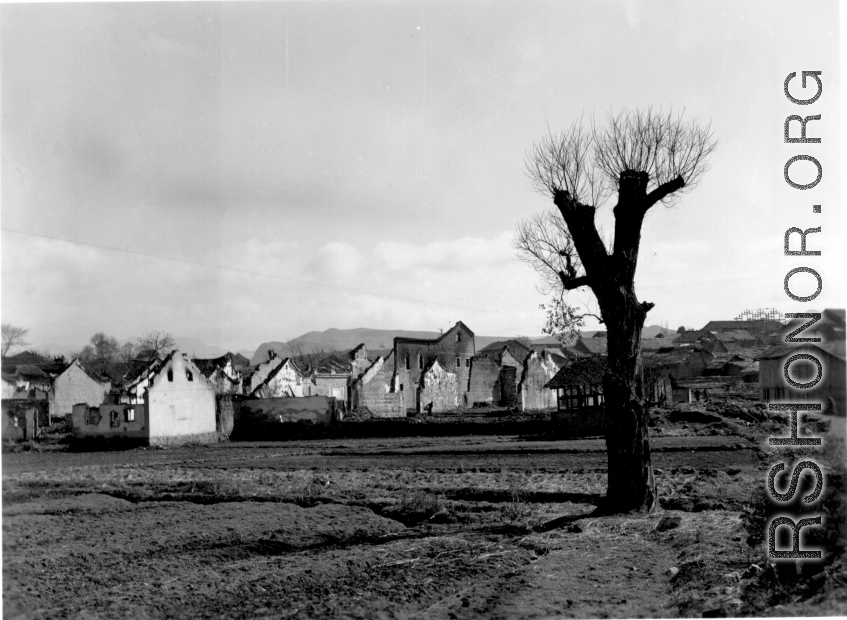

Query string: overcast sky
1 1 841 353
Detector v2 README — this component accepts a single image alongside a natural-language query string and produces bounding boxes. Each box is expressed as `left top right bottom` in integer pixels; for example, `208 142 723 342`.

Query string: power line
1 227 525 319
635 265 784 284
2 226 790 304
638 273 782 290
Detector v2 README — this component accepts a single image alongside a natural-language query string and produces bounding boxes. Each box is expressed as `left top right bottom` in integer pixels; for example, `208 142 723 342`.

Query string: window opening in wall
400 384 404 392
125 408 135 422
404 354 410 371
418 353 423 369
465 358 470 368
457 333 462 342
456 357 461 368
167 369 173 382
186 370 193 381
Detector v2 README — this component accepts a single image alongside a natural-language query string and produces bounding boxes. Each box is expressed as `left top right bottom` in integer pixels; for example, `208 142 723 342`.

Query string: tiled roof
576 337 607 355
673 330 702 344
642 349 692 367
192 358 222 376
545 357 608 389
122 359 158 385
85 360 135 383
315 354 353 375
756 341 846 362
1 351 52 367
701 320 784 333
478 340 531 360
15 365 49 379
68 360 111 384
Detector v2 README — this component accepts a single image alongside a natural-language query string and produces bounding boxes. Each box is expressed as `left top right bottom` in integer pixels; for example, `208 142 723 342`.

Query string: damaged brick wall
216 395 235 437
418 360 458 413
499 366 518 407
245 354 283 393
465 356 500 406
310 375 348 402
519 351 558 411
353 352 405 417
349 344 371 379
498 350 523 407
238 396 335 425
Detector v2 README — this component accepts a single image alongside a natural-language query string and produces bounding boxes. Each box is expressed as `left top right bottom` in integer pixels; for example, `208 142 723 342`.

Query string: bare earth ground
3 412 846 619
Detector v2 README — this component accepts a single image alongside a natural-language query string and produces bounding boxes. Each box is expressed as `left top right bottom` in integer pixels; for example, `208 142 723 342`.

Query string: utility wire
1 227 525 318
3 226 789 302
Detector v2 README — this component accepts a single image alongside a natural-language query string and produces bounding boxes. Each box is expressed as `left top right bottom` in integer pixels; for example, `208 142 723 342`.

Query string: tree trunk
598 291 657 514
553 171 674 515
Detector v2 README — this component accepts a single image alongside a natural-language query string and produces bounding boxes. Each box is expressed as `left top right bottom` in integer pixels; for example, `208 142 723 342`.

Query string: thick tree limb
559 273 590 290
644 176 685 212
553 189 609 292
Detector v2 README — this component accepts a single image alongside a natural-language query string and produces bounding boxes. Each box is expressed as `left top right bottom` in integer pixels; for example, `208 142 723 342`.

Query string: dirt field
3 412 846 619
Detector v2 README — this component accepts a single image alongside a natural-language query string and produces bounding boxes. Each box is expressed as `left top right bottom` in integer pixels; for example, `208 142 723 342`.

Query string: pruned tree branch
593 108 717 207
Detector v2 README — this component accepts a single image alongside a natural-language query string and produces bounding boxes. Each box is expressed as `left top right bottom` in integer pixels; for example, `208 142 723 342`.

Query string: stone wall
499 366 518 407
2 401 40 442
245 355 283 393
353 352 406 417
310 375 349 402
465 357 500 406
418 360 458 413
251 360 304 398
349 344 371 378
239 395 335 425
71 403 149 441
216 395 235 437
519 351 558 411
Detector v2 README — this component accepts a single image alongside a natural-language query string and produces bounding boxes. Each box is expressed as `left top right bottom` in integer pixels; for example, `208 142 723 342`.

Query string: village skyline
2 1 842 354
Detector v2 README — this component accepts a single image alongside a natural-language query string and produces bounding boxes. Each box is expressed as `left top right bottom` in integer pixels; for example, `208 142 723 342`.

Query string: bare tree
1 324 30 356
517 109 716 514
75 345 96 362
118 341 137 362
90 332 121 361
136 331 176 360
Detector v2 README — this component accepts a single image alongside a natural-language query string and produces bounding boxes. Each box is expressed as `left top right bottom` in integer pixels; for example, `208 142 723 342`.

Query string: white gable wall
145 353 216 444
50 361 110 419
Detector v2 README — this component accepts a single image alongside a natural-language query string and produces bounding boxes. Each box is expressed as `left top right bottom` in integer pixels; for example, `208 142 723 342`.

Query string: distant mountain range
31 324 674 366
248 325 673 365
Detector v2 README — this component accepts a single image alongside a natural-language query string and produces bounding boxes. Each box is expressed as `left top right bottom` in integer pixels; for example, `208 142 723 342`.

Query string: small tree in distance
1 324 30 356
136 331 176 360
515 109 716 513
